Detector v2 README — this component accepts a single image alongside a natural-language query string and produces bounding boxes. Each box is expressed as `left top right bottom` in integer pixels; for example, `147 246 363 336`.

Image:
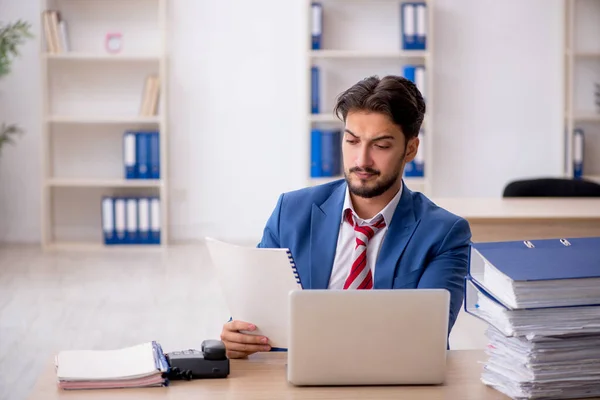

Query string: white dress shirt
328 182 403 289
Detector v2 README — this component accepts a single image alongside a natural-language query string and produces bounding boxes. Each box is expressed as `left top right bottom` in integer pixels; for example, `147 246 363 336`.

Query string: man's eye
375 145 390 149
346 139 358 144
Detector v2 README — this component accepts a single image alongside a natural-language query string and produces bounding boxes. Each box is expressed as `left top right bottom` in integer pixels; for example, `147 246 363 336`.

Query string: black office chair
503 178 600 197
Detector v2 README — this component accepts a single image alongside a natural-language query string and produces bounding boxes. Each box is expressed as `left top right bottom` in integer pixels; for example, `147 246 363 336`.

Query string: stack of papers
481 326 600 400
464 237 600 399
55 341 169 390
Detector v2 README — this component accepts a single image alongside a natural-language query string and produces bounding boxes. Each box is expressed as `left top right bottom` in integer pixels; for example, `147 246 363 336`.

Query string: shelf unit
305 0 434 196
564 0 600 184
40 0 168 250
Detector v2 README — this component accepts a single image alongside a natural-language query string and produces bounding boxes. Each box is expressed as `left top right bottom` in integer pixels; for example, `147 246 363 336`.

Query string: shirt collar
342 181 403 227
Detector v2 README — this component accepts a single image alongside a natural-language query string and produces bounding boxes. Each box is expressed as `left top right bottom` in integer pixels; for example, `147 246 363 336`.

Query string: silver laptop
287 289 450 386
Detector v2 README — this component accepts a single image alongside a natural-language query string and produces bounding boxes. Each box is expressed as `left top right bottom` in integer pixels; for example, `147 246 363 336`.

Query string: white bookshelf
40 0 168 250
564 0 600 182
305 0 434 196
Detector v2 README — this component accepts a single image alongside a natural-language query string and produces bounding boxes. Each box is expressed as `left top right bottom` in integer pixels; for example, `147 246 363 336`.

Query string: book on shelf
403 129 425 178
42 10 70 54
140 75 160 117
311 128 341 178
573 128 584 179
401 2 427 51
102 196 161 245
123 130 160 180
463 236 600 400
311 2 323 50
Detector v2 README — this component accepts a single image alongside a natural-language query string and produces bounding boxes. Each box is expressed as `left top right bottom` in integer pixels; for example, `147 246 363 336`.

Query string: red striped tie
343 209 386 290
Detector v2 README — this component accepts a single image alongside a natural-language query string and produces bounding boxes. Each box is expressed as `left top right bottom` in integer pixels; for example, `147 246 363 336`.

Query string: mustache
350 167 380 175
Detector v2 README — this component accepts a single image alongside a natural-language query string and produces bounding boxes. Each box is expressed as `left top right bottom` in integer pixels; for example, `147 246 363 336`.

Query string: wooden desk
432 198 600 242
28 350 516 399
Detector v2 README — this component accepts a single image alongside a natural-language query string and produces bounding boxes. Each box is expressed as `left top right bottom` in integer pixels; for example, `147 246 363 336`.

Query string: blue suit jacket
257 179 472 336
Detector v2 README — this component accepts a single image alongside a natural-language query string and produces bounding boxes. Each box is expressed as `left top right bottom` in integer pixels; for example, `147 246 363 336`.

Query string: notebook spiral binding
286 250 303 288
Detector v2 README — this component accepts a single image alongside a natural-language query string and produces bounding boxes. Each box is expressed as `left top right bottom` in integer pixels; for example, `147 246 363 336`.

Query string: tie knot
344 209 386 242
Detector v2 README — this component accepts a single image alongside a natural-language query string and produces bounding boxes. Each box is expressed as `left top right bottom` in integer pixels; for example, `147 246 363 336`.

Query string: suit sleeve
257 193 284 248
416 217 472 336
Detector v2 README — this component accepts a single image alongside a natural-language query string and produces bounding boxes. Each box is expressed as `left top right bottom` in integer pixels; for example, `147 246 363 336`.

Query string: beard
345 160 404 199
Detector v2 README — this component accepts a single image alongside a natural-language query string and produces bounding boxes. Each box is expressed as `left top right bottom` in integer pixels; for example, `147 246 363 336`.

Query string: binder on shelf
311 128 341 178
467 237 600 310
150 197 161 245
102 197 160 246
101 197 116 245
136 132 150 179
404 130 424 177
403 65 426 100
573 128 584 179
126 198 139 245
415 3 427 50
149 131 160 179
114 198 127 245
138 198 151 244
401 3 426 51
311 66 320 114
311 2 323 50
123 131 137 179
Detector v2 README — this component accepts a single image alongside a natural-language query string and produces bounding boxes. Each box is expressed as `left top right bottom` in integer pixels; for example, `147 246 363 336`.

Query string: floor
0 243 488 400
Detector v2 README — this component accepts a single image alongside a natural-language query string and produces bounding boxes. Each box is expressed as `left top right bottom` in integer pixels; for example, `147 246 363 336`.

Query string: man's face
342 110 418 199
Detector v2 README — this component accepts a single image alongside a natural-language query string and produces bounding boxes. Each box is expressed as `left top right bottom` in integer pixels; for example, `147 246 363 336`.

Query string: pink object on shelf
105 33 123 53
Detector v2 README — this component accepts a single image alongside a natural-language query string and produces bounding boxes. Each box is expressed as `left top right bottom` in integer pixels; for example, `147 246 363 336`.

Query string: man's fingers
224 331 269 345
228 320 256 332
226 342 271 353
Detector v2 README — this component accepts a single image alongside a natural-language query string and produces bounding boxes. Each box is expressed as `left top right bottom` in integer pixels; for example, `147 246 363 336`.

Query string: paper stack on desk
464 237 600 400
55 341 169 390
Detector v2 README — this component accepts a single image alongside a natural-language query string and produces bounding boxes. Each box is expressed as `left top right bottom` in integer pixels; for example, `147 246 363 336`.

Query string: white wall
0 0 565 244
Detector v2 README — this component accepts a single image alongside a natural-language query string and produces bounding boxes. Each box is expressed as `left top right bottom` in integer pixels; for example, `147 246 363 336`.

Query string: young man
221 75 472 359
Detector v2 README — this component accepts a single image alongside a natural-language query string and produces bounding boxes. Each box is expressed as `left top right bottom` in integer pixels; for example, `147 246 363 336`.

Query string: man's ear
404 137 419 163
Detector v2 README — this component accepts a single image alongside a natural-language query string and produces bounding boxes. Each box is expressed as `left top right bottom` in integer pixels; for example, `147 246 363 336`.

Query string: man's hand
220 320 271 359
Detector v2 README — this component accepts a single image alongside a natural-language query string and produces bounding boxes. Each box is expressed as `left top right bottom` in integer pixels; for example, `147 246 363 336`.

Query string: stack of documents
465 237 600 399
55 341 169 390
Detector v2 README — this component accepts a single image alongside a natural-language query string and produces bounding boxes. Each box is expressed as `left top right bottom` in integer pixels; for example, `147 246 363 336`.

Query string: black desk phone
165 340 230 381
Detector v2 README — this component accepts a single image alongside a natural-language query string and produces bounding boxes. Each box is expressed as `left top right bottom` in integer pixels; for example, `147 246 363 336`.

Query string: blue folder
573 128 584 179
467 237 600 310
311 2 322 50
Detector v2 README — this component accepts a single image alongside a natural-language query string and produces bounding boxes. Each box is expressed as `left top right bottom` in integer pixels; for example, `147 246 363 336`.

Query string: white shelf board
47 116 161 124
46 241 164 252
584 175 600 183
572 113 600 122
567 50 600 58
43 52 161 62
309 50 428 59
46 178 163 188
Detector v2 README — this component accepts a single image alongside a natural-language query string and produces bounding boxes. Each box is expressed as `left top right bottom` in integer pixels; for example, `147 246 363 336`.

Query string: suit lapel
309 183 346 289
374 183 420 289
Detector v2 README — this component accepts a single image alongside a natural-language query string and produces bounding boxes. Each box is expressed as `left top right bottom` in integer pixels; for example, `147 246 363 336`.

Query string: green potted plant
0 19 33 156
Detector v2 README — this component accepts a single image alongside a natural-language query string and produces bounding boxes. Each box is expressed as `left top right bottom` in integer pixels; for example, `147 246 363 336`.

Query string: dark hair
333 75 425 141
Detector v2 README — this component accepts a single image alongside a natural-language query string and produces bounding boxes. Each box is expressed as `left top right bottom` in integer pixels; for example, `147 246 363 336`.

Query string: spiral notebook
205 237 302 349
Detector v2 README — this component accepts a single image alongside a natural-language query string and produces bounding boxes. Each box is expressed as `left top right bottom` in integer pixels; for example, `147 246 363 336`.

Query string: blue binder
136 132 150 179
149 131 160 179
113 197 127 245
138 197 151 245
320 129 341 177
573 128 584 179
311 2 322 50
123 131 137 179
101 197 116 245
467 237 600 310
401 3 426 50
311 66 320 114
125 198 139 244
415 2 427 50
310 129 323 177
150 197 161 244
403 65 416 83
